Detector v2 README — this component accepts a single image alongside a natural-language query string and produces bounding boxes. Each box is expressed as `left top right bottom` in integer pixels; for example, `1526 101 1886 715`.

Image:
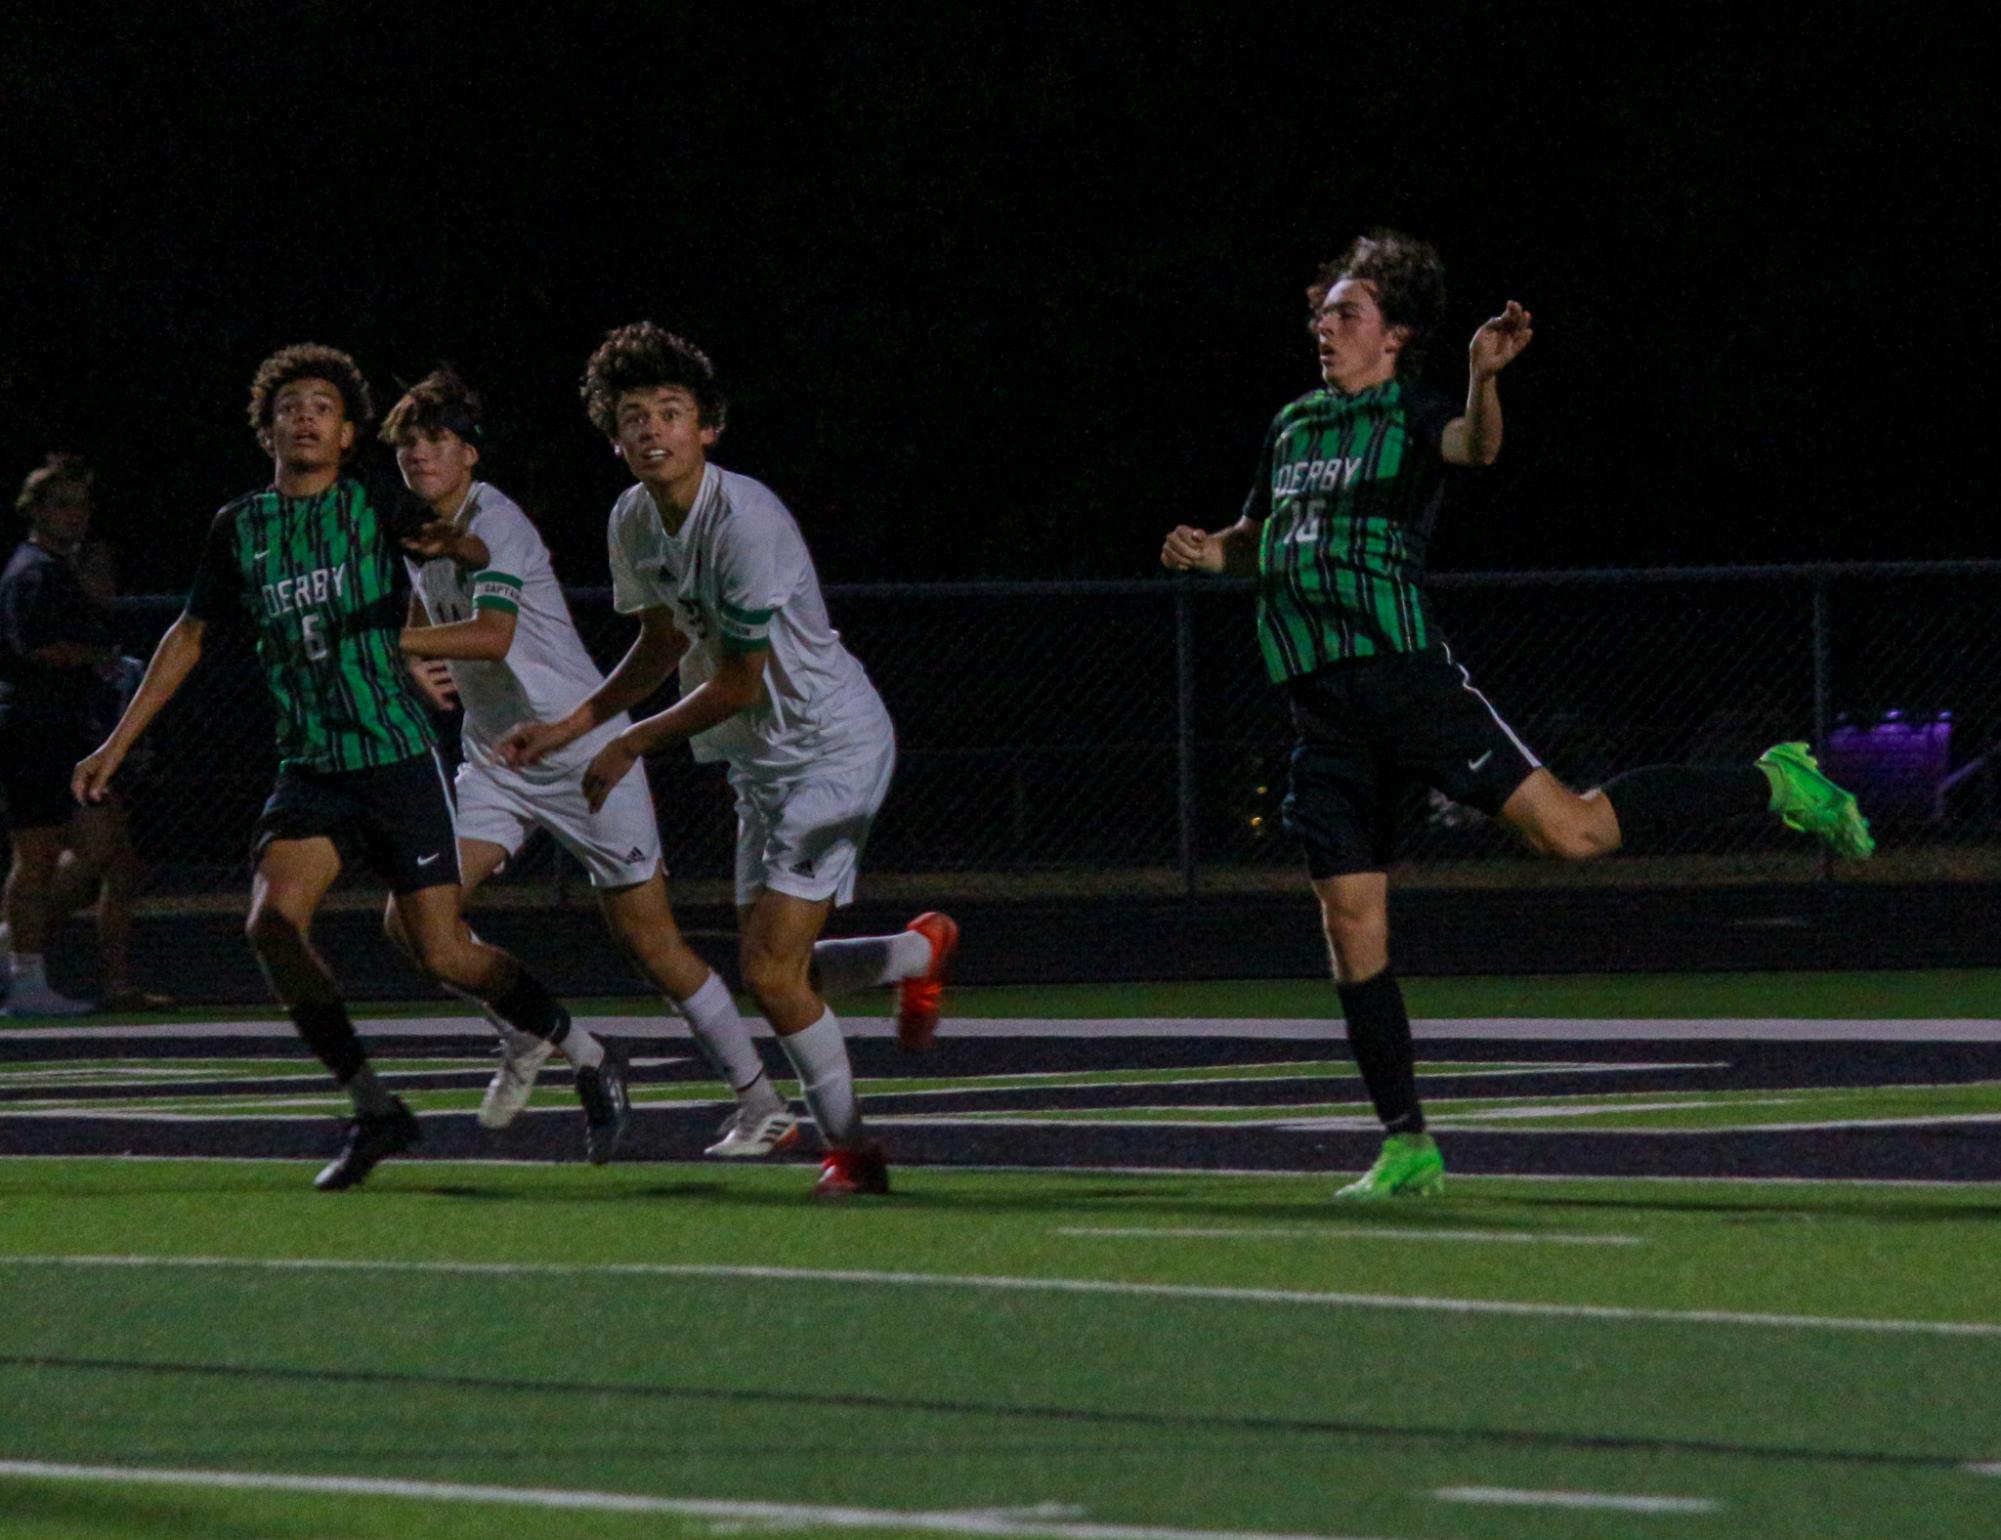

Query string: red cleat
814 1141 891 1198
896 911 958 1052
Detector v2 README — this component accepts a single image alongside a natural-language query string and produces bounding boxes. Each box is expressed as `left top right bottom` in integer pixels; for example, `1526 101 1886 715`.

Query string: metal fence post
1175 581 1198 897
1812 572 1833 881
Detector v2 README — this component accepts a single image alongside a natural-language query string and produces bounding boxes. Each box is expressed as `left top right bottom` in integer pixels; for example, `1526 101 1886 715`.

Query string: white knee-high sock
678 971 778 1109
777 1008 861 1146
811 932 932 999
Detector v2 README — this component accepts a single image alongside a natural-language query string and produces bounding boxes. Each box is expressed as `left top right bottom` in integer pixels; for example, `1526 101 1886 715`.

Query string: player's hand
408 658 459 711
496 719 570 769
1161 525 1224 574
581 737 639 813
1469 301 1533 379
73 742 126 805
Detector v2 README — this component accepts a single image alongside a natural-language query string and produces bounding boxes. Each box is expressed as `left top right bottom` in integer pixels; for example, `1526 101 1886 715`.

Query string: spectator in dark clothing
0 455 170 1015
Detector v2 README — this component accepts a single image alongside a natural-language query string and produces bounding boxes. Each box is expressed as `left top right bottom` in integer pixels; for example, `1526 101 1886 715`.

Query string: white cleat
704 1103 802 1159
478 1034 554 1129
2 978 95 1018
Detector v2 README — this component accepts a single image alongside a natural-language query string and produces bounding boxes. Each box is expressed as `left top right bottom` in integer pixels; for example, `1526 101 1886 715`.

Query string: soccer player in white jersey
499 323 954 1197
385 368 800 1155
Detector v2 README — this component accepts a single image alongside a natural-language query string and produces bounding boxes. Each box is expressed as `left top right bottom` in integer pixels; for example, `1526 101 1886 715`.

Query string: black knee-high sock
1600 764 1770 848
1337 968 1424 1135
486 967 572 1045
291 999 366 1084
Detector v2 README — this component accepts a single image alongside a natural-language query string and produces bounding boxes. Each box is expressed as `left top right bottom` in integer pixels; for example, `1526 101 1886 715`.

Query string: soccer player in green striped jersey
73 344 626 1189
1164 231 1873 1200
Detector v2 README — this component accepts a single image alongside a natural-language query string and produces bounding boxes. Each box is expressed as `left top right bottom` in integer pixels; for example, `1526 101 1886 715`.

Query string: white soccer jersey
408 482 628 782
606 465 889 775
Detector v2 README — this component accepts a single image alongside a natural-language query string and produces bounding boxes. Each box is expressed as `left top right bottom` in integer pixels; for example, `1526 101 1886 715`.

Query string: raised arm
1162 515 1260 576
72 613 207 803
496 605 689 768
1442 300 1533 468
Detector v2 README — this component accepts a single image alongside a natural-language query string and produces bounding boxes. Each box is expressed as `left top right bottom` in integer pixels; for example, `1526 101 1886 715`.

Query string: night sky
5 5 1989 591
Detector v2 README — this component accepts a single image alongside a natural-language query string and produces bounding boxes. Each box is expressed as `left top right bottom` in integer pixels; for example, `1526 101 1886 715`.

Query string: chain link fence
73 562 2001 912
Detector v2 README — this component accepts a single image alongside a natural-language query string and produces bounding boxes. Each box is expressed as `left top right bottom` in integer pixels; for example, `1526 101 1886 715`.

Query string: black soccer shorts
251 749 462 893
1280 642 1541 879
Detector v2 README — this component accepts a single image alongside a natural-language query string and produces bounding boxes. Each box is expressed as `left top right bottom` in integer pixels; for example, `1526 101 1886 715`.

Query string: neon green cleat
1757 741 1875 859
1334 1132 1445 1200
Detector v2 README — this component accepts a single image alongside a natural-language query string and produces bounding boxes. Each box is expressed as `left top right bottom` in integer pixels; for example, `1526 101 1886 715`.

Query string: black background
4 4 1990 590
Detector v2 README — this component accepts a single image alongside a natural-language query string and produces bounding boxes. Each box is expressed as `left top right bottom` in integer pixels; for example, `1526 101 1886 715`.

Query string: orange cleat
896 911 959 1052
813 1141 891 1198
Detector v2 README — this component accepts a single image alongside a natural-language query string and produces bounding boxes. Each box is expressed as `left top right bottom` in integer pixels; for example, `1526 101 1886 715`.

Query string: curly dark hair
381 365 484 448
1307 229 1447 376
14 451 94 517
247 343 374 457
580 322 727 437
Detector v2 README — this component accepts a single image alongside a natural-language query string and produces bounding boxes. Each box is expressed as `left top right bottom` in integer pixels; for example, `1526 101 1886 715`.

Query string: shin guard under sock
290 999 368 1085
1600 764 1771 847
1336 968 1425 1135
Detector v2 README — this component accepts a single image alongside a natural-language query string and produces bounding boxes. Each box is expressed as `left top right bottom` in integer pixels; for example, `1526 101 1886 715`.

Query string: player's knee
244 904 305 955
1323 922 1389 981
409 930 473 985
1318 891 1386 949
739 947 803 1011
1527 814 1615 862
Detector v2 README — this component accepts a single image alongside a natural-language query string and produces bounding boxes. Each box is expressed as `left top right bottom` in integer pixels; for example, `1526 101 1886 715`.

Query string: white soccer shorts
730 737 896 909
454 755 663 890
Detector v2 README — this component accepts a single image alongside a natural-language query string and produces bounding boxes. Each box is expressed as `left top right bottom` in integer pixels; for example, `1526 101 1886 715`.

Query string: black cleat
314 1097 422 1192
574 1042 631 1165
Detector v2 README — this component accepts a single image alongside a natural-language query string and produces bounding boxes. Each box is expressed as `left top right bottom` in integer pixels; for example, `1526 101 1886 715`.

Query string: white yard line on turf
1433 1485 1715 1515
1436 1097 1802 1121
1056 1226 1642 1247
2 1254 1994 1338
5 1016 1999 1041
0 1462 1395 1540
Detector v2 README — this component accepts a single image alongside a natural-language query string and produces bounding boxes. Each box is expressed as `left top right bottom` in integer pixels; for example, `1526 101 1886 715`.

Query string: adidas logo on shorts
626 847 645 861
790 857 816 877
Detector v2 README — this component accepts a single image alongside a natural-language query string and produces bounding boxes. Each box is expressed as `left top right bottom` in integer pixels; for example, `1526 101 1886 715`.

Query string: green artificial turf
1 1159 1998 1540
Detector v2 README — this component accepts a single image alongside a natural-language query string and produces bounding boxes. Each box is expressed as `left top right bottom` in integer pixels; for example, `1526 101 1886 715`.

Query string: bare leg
739 891 835 1035
1498 768 1622 860
246 838 345 1006
67 803 142 999
607 871 769 1093
602 871 721 1002
391 881 600 1063
740 889 868 1151
1311 871 1424 1135
382 836 509 967
246 838 397 1113
3 826 65 961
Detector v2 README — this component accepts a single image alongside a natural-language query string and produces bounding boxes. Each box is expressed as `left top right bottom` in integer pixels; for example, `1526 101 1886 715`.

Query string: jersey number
300 613 330 661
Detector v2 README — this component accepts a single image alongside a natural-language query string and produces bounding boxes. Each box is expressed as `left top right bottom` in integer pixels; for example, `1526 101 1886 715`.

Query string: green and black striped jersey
186 474 434 773
1242 380 1458 683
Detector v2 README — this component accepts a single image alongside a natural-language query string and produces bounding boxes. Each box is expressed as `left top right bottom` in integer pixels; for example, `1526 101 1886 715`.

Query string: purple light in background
1823 713 1952 808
